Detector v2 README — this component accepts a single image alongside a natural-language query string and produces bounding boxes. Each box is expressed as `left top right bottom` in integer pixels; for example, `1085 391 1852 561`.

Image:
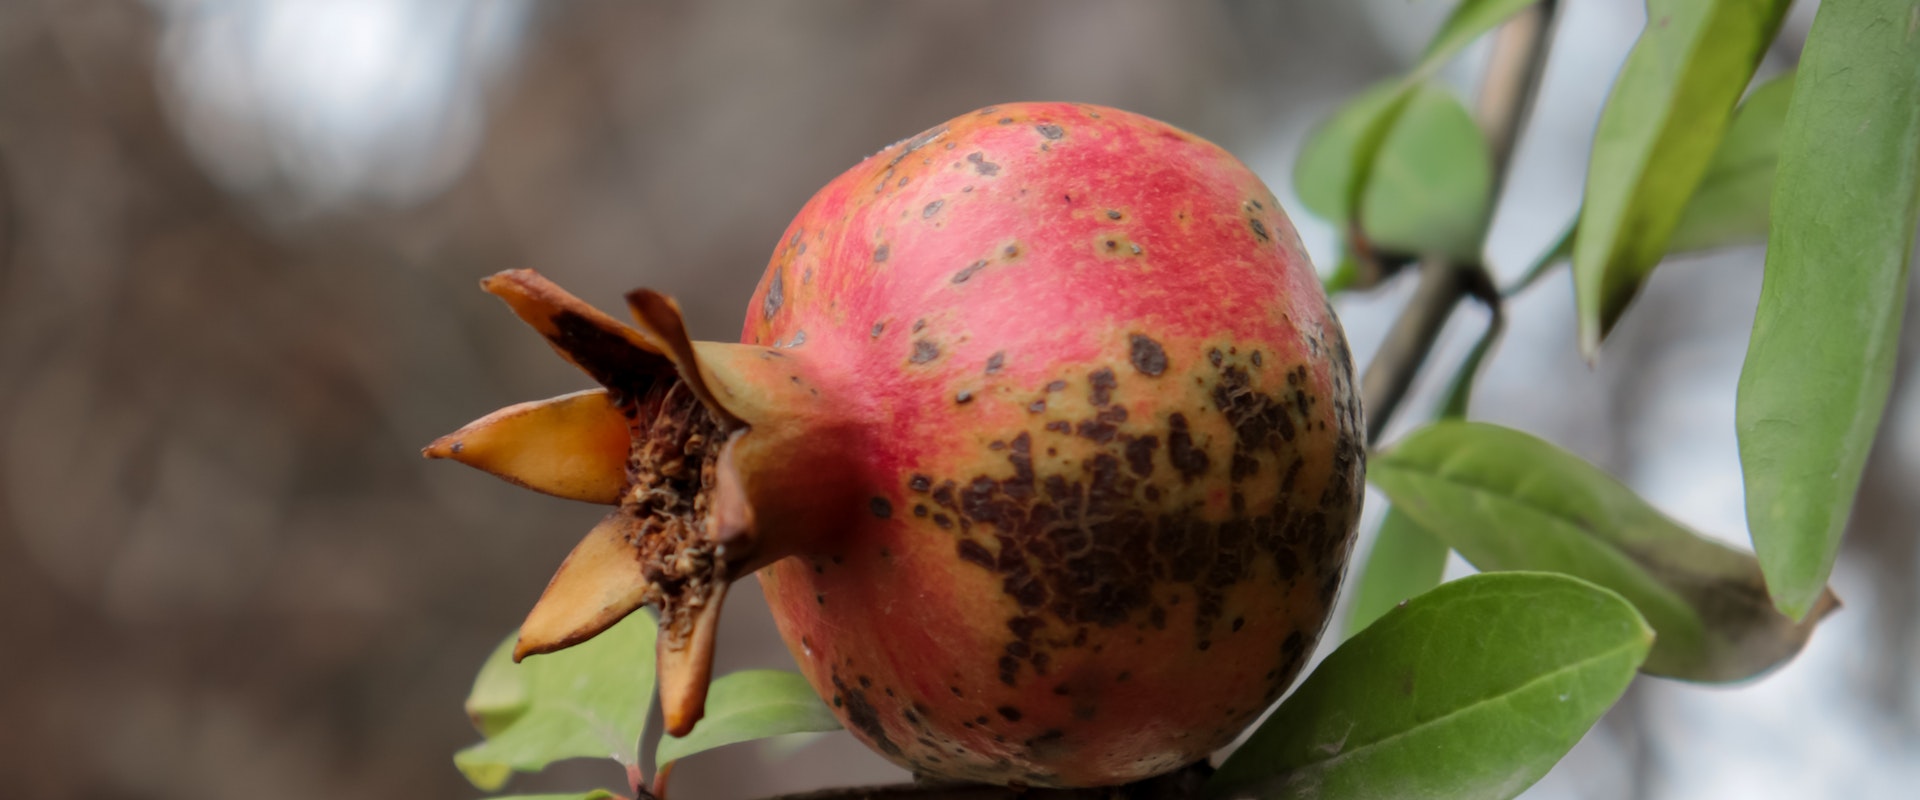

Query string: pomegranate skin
746 103 1364 787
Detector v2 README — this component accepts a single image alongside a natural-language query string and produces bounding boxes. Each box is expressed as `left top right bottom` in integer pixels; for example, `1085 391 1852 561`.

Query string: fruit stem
1358 0 1561 446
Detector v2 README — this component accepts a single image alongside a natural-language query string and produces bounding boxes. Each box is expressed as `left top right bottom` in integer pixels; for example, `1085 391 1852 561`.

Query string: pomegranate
427 102 1363 787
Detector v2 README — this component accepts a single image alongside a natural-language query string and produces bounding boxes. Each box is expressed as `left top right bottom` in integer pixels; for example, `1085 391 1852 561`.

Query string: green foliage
1209 572 1651 800
1371 421 1835 681
1344 510 1450 637
455 613 657 792
1346 308 1504 637
655 670 842 766
1739 0 1920 621
489 793 620 800
1668 70 1796 252
1415 0 1545 78
467 633 533 738
1573 0 1792 354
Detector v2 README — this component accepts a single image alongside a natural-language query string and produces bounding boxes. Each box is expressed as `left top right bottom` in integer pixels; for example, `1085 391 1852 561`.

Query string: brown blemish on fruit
1165 413 1208 481
834 673 902 757
913 319 926 333
953 259 988 284
871 322 885 338
997 705 1024 722
870 497 893 519
923 199 945 219
986 352 1006 374
1129 334 1168 376
1106 209 1122 220
1249 218 1271 243
1088 368 1117 406
967 151 1001 176
957 390 975 404
875 243 890 263
911 340 940 364
762 267 784 320
1035 124 1064 140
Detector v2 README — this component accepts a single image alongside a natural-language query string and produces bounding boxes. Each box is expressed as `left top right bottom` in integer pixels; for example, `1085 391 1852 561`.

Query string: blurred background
1 1 1913 798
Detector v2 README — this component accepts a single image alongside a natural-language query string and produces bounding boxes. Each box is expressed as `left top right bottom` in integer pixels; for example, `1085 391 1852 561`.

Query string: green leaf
1345 306 1503 638
1209 572 1651 800
1344 511 1450 638
1739 0 1920 622
1669 71 1796 252
1415 0 1544 79
1295 82 1407 222
454 611 658 792
1370 421 1837 681
489 793 620 800
467 634 532 738
1572 0 1792 354
1364 84 1496 261
655 670 842 766
1295 82 1492 262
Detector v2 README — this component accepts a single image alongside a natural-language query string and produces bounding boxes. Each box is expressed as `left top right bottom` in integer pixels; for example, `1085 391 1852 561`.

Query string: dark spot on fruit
871 322 885 338
1106 209 1122 220
933 513 953 529
1029 400 1046 413
1045 380 1067 392
1125 436 1159 476
1003 243 1021 259
985 351 1006 374
1045 421 1071 433
910 474 932 492
957 390 974 404
913 319 926 333
762 268 784 320
1167 413 1209 481
833 674 902 757
1198 640 1212 651
998 117 1014 125
1232 616 1245 632
923 200 945 219
997 705 1024 722
1251 350 1263 367
953 541 997 571
953 259 988 283
816 593 826 605
967 151 1001 176
875 243 890 263
1250 218 1271 242
1089 368 1117 406
1035 124 1064 140
911 340 940 364
1105 239 1118 250
914 504 928 517
870 497 893 518
1129 334 1168 376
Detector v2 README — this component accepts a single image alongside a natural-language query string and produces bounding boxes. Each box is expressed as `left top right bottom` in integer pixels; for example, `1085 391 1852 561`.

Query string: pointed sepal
515 510 654 661
424 389 632 504
658 579 729 737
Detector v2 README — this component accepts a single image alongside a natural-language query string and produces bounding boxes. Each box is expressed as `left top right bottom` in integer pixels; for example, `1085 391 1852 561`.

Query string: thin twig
1359 0 1561 445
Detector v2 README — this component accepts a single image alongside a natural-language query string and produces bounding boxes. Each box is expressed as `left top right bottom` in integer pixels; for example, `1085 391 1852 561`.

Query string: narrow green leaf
1739 0 1920 622
655 670 842 765
454 611 658 791
1371 421 1838 681
1344 511 1450 638
1209 572 1651 800
1573 0 1792 354
1669 71 1797 252
467 634 532 738
1414 0 1544 78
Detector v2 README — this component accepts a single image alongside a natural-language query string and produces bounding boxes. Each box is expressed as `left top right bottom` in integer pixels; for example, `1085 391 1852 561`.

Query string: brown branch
1359 0 1561 445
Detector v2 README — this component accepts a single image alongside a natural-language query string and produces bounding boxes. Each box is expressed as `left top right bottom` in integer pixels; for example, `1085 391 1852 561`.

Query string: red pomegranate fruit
426 102 1363 787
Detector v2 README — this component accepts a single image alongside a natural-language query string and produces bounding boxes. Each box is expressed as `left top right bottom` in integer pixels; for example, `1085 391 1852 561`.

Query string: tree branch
1359 0 1561 445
